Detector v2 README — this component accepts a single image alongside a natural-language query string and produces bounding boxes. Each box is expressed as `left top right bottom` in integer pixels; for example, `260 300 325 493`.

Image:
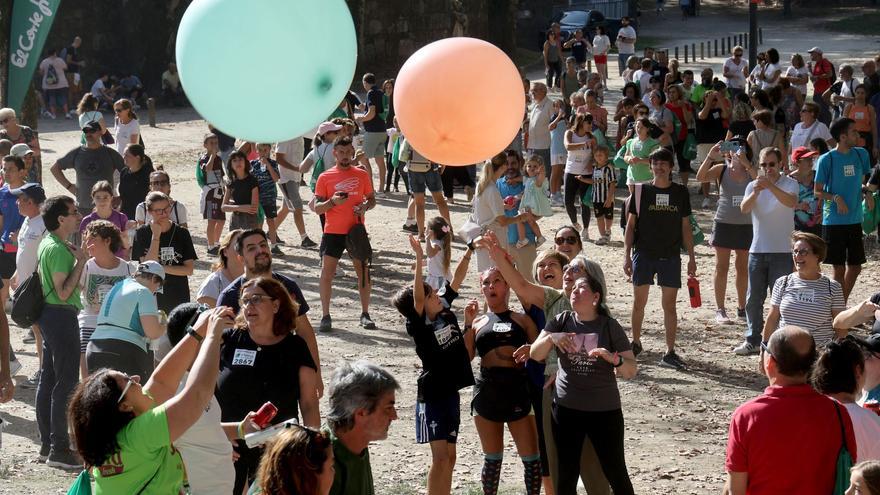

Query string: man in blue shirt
814 117 875 303
496 151 537 282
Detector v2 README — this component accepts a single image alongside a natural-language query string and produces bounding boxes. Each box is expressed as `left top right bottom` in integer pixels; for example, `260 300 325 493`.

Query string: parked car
539 9 634 50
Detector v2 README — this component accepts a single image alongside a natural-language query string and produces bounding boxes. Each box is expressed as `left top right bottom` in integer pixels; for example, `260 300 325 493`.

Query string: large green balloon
175 0 357 142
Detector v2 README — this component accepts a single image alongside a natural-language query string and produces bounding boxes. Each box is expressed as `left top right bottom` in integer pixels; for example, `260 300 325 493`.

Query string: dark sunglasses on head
83 128 99 134
555 236 579 245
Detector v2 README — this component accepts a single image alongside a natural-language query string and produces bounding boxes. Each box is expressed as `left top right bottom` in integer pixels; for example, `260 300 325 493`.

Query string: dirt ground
2 5 880 494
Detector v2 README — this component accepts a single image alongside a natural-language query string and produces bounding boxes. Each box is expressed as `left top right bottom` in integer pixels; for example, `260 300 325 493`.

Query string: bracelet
613 352 624 367
186 326 203 342
463 324 473 332
237 421 245 440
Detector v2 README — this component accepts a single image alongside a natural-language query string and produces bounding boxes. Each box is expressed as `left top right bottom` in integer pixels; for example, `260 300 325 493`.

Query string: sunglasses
759 162 778 168
83 128 99 134
555 236 579 246
240 294 275 307
562 264 584 275
117 374 137 403
791 248 812 256
760 341 773 358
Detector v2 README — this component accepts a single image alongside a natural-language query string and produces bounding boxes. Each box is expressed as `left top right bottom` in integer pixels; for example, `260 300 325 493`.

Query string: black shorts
471 367 532 423
822 223 866 266
710 222 752 251
632 251 681 288
0 251 15 279
593 202 614 219
415 393 461 444
260 199 278 219
320 233 350 259
86 339 153 378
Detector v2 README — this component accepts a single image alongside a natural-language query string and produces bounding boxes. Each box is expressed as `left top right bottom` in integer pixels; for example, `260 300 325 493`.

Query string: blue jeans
618 53 632 76
36 305 80 452
745 253 792 345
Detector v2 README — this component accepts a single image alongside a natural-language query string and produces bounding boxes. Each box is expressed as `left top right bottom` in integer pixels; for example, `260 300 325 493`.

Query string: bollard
727 36 732 50
714 39 718 57
685 45 689 63
700 42 704 60
147 98 157 127
675 46 679 61
691 43 696 61
759 27 763 44
745 33 749 49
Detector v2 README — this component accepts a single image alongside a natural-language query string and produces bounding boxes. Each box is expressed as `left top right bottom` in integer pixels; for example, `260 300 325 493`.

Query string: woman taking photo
113 98 140 156
762 232 846 347
216 277 320 494
197 229 244 307
255 426 335 495
86 260 166 378
69 306 235 493
467 266 541 495
696 138 756 324
563 114 597 236
530 273 637 495
119 144 154 220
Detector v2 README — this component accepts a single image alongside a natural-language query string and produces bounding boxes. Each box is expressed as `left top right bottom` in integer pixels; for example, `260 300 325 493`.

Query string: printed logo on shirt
732 195 744 207
98 452 125 477
655 194 670 206
593 169 604 180
795 288 816 304
433 324 455 347
231 348 257 367
159 246 181 265
844 165 855 177
492 322 512 333
334 177 361 194
855 112 866 120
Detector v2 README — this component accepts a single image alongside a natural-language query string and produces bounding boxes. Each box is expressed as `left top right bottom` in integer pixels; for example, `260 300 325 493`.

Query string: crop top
475 310 528 358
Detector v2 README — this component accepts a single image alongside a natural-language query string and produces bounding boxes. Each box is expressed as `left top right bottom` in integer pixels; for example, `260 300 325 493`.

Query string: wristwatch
186 326 203 342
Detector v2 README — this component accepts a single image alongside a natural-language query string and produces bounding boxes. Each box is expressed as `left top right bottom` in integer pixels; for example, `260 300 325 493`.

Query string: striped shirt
591 165 616 203
770 274 845 346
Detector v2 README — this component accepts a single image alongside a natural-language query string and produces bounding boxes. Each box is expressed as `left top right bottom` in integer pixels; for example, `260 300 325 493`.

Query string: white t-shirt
770 273 845 346
114 119 140 155
90 79 107 99
78 259 137 329
15 215 46 282
473 182 505 229
592 35 610 56
135 201 188 226
723 58 748 89
789 121 832 151
633 70 652 96
175 373 235 495
844 402 880 462
616 26 636 54
565 132 592 175
528 98 553 150
760 63 781 90
300 142 336 182
427 240 452 281
784 65 810 95
745 175 799 253
39 56 68 90
196 270 234 305
274 138 305 184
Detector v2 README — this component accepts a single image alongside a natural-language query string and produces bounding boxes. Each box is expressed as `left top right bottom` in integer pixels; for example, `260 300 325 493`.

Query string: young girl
584 146 616 244
197 133 225 255
222 150 260 230
80 181 131 257
250 143 282 253
517 156 553 248
135 168 188 228
425 216 452 291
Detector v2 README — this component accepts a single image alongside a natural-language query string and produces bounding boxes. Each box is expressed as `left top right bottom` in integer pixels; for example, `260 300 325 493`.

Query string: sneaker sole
658 360 686 370
46 460 82 470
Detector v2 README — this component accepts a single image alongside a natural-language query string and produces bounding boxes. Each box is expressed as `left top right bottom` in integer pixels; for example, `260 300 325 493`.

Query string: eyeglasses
0 119 8 125
149 206 172 214
65 208 80 217
117 374 136 403
555 236 579 245
114 108 125 113
759 162 778 168
240 294 275 307
760 341 774 358
562 264 584 275
791 248 812 256
150 180 170 186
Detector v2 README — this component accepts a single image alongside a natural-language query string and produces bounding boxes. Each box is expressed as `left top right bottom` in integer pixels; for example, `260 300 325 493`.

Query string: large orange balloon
394 37 525 166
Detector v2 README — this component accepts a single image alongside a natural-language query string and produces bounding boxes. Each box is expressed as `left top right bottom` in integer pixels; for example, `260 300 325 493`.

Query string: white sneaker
581 228 590 242
733 341 759 356
714 309 733 325
515 239 529 249
701 197 711 209
595 235 608 246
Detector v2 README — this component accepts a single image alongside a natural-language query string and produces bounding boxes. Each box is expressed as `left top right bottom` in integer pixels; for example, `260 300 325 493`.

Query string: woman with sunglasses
78 221 138 379
761 232 845 348
216 277 320 494
254 425 335 495
112 98 140 156
134 168 188 228
696 138 756 325
531 272 637 495
552 225 583 260
0 107 42 183
789 101 834 151
68 305 235 494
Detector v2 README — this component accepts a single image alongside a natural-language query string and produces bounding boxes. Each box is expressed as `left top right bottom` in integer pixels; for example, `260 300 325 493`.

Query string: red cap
791 146 819 162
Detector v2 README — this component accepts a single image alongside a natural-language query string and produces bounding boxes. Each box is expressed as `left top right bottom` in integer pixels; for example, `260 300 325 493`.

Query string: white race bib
844 164 855 177
795 289 816 304
593 169 603 180
732 195 744 207
159 246 176 264
656 194 670 207
232 348 257 367
492 322 512 333
434 324 454 346
855 111 866 120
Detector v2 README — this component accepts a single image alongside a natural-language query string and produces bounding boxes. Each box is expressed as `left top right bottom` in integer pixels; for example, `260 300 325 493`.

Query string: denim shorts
408 169 442 194
632 250 681 288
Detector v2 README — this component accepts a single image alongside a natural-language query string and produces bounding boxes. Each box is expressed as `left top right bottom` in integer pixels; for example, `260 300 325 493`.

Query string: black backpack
11 271 52 328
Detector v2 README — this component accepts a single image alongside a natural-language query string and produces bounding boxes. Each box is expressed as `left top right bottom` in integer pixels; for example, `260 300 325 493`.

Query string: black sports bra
474 310 528 358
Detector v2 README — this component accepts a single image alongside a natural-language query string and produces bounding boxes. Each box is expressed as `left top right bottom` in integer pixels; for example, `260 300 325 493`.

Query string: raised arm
476 231 545 308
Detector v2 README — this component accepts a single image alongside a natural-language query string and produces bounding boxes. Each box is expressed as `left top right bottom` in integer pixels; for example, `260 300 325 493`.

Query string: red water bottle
253 402 278 428
687 276 702 308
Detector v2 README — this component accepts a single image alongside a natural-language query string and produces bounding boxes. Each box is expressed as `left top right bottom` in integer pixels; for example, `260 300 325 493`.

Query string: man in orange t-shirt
314 136 377 333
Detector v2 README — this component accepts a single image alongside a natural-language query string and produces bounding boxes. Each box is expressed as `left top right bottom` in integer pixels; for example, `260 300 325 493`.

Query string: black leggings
672 139 692 176
564 173 590 228
551 404 634 495
384 153 407 191
441 166 476 200
546 60 562 89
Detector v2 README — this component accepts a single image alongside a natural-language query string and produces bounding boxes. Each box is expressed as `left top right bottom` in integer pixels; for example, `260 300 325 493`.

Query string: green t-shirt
624 137 660 183
38 233 83 309
328 427 374 495
93 405 184 495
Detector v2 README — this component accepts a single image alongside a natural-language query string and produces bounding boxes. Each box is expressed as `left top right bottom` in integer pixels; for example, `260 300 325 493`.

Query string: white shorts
551 153 567 166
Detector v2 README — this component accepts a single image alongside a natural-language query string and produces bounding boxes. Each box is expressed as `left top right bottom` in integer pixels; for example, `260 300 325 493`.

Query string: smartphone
720 141 741 153
337 192 349 198
757 167 767 178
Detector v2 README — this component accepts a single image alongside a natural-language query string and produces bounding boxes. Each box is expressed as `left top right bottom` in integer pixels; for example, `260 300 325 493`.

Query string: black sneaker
275 236 287 246
360 312 377 329
659 351 687 370
631 340 643 357
318 315 332 333
206 246 219 256
301 237 317 248
270 245 284 255
39 443 50 462
46 448 83 470
402 223 418 233
22 329 35 344
20 370 40 389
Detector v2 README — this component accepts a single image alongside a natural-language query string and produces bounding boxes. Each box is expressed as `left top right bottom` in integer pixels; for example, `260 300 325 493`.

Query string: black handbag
10 271 51 328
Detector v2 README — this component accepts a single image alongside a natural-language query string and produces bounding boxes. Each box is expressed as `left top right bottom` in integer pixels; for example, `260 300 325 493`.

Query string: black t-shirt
229 176 258 206
728 120 755 140
403 284 475 401
696 107 726 144
131 223 197 313
214 129 236 152
570 40 588 63
118 164 154 219
871 292 880 334
868 165 880 188
216 329 316 424
64 45 80 73
217 272 310 317
363 85 386 133
629 182 692 258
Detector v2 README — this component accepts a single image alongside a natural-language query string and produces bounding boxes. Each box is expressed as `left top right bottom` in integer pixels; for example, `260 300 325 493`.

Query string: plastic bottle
687 276 702 308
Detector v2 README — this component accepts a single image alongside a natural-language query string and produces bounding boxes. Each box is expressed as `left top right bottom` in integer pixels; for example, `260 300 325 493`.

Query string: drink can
253 402 278 428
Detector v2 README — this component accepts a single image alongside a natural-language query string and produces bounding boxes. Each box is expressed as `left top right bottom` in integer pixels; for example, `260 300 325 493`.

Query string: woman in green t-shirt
69 306 235 494
623 118 660 191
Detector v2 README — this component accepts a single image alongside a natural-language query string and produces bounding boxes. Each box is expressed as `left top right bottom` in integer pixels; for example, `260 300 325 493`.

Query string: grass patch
824 11 880 35
514 47 544 69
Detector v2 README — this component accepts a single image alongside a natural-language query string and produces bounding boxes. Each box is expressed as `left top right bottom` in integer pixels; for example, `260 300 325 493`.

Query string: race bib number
732 195 744 207
655 194 670 207
795 289 815 304
844 165 855 177
855 111 865 120
492 322 512 333
593 169 603 180
159 246 176 264
232 349 257 367
434 324 454 346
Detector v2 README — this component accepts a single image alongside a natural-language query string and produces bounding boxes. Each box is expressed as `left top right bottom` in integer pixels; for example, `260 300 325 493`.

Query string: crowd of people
1 20 880 495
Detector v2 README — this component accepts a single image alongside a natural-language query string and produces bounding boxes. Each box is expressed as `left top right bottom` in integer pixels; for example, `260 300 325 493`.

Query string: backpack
46 64 59 86
828 60 837 85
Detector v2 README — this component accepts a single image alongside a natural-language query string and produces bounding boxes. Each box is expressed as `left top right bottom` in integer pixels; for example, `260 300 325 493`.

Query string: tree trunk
488 0 517 58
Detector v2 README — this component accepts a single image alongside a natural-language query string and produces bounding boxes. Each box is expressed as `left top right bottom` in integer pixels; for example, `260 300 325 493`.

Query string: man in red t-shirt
725 326 858 495
314 136 377 333
808 47 835 125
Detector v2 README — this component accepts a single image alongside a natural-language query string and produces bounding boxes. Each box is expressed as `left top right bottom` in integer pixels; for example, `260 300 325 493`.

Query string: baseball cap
791 146 819 162
82 120 101 133
807 47 822 54
136 261 166 281
852 333 880 355
9 183 45 203
318 121 343 135
10 143 33 157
